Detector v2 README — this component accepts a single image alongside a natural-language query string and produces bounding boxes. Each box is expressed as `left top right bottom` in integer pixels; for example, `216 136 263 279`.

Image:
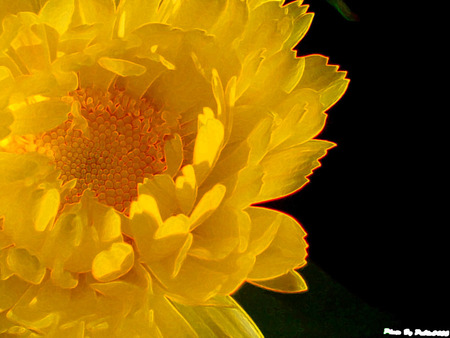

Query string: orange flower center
35 88 170 214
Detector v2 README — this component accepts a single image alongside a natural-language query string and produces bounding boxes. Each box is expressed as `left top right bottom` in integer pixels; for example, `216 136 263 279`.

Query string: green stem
325 0 359 21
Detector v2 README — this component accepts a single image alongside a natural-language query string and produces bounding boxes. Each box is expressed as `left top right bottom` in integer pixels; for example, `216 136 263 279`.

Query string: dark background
234 1 448 337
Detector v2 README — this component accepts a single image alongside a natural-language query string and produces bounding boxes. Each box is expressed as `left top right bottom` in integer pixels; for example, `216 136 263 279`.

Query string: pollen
36 88 170 214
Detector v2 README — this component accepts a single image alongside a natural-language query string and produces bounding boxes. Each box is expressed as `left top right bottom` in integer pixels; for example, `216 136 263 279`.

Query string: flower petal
190 206 248 260
0 1 41 26
10 13 60 71
0 108 13 139
321 77 350 110
152 255 226 302
269 88 324 150
115 57 168 98
213 0 249 46
139 26 224 113
164 133 183 177
193 107 225 183
50 260 78 289
0 247 14 280
200 138 251 201
33 188 59 232
41 193 124 273
98 208 122 242
237 50 305 107
166 0 226 32
256 139 335 203
0 152 55 189
90 265 149 301
0 275 30 312
7 281 69 331
189 184 226 231
0 70 14 144
92 242 134 282
115 0 160 38
247 207 307 280
155 214 190 240
228 164 264 209
138 174 177 221
0 152 60 252
74 0 115 26
98 57 147 77
0 65 14 107
295 54 349 109
283 4 313 50
39 0 75 35
130 195 190 265
9 99 70 135
249 269 307 293
0 230 13 251
6 247 46 284
239 1 308 58
79 62 117 92
150 288 198 338
40 212 84 269
15 68 78 98
171 295 263 338
235 49 264 100
175 165 198 215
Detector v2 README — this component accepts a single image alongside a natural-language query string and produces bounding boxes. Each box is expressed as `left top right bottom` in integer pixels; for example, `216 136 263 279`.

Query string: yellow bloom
0 0 348 336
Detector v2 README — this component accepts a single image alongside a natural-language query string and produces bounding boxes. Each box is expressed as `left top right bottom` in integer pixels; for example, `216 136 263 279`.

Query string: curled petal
98 57 147 77
249 269 308 293
247 207 307 280
6 247 46 285
92 242 134 282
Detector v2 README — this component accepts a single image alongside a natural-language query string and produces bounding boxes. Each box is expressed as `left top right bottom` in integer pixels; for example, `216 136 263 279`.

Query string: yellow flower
0 0 348 336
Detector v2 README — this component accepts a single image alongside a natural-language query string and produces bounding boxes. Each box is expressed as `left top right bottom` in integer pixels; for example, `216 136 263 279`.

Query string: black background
234 1 448 337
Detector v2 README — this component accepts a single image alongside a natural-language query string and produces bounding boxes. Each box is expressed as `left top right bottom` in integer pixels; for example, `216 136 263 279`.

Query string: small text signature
384 328 449 337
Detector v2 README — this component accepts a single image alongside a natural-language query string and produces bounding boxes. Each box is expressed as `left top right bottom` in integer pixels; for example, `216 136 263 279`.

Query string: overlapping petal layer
0 0 348 336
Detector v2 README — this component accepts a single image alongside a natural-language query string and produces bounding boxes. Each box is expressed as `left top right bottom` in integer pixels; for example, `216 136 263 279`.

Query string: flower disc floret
35 88 173 213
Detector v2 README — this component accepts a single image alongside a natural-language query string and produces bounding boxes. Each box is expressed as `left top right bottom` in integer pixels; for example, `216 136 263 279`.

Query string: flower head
0 0 348 336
